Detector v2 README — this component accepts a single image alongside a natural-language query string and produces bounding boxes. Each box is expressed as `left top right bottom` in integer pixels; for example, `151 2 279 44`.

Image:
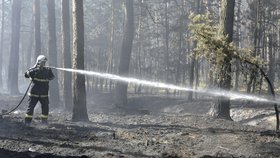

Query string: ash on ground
0 94 279 158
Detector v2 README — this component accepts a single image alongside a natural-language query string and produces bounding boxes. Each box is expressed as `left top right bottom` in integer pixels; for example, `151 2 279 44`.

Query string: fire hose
0 66 57 116
0 81 32 116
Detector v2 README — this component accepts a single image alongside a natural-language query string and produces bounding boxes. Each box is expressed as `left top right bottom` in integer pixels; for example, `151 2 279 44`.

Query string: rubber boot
25 117 32 125
41 118 48 125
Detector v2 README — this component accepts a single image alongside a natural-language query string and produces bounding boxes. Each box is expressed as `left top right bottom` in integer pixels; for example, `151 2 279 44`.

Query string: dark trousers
26 96 49 116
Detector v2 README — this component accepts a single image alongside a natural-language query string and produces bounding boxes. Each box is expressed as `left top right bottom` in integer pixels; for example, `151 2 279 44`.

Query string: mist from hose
53 67 280 105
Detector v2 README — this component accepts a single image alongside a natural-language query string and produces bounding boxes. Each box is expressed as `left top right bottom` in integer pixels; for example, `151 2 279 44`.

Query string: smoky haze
0 0 278 119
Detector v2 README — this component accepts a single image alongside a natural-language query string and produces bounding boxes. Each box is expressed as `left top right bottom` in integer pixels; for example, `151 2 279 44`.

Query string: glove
48 69 55 80
24 71 30 78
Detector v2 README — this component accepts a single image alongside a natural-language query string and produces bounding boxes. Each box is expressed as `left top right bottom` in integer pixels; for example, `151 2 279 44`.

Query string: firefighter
24 55 54 125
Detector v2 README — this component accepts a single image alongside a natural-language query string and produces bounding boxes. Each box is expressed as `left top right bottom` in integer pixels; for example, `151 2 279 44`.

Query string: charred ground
0 94 279 158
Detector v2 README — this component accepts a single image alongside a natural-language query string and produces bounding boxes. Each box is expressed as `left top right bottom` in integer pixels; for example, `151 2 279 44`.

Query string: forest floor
0 93 280 158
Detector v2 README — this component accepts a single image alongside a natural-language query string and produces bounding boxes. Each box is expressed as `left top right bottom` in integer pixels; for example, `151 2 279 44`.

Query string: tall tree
62 0 72 110
47 0 60 106
114 0 134 107
267 33 275 94
34 0 41 59
0 0 4 89
8 0 22 94
234 0 242 90
188 0 200 100
164 0 170 95
247 0 260 93
209 0 235 120
135 0 143 94
108 0 115 92
26 5 34 69
72 0 88 122
266 2 276 94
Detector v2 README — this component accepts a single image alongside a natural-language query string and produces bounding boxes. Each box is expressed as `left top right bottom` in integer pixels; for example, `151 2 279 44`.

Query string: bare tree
135 0 143 94
26 7 34 70
114 0 134 107
8 0 22 94
164 0 170 95
72 0 89 122
107 0 115 92
47 0 60 106
267 33 275 94
34 0 41 59
0 0 4 89
62 0 72 110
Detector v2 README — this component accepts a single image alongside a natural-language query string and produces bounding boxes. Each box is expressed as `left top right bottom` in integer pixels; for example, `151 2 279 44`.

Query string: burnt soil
0 93 280 158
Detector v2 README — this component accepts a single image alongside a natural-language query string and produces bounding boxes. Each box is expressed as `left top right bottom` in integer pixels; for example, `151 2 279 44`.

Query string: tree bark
34 0 41 59
136 0 143 94
114 0 134 107
208 0 235 120
247 0 260 93
8 0 22 94
106 0 115 93
267 34 275 94
164 0 170 95
62 0 72 110
26 8 34 70
0 0 4 89
72 0 89 122
234 0 241 91
47 0 60 106
188 0 200 100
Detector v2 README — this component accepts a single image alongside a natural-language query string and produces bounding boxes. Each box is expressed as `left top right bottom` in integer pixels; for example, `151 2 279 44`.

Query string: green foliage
189 12 226 77
189 12 266 82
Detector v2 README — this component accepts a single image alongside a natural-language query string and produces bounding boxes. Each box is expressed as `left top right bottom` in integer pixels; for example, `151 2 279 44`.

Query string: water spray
1 66 279 131
47 66 280 105
51 66 280 131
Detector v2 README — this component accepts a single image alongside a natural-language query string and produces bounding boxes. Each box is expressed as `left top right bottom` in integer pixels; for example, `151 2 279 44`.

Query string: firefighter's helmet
36 55 47 66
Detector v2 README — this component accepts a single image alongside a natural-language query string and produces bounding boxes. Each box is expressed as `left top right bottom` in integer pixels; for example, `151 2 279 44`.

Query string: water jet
49 67 279 105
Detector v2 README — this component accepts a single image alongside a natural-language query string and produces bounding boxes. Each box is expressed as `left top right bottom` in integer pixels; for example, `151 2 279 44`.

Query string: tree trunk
34 0 41 59
234 0 241 91
188 0 200 100
106 0 116 93
72 0 89 122
0 0 4 89
47 0 60 103
114 0 134 107
8 0 22 94
267 34 275 94
62 0 72 110
164 0 170 95
208 0 235 120
247 0 260 93
278 26 280 81
195 60 200 98
136 0 143 94
175 3 185 96
47 0 60 107
26 9 34 70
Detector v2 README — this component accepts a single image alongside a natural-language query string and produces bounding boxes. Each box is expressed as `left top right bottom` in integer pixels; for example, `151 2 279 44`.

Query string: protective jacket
25 66 54 97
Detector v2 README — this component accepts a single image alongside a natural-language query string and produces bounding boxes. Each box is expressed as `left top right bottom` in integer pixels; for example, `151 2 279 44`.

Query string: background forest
0 0 280 120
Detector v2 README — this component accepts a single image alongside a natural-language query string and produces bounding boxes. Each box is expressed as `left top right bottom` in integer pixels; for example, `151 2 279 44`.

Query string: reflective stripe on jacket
25 66 54 96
